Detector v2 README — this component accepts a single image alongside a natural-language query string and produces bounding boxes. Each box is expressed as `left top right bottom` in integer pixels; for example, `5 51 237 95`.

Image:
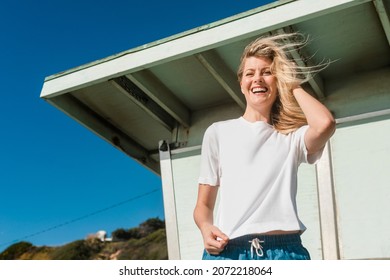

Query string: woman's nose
254 73 264 82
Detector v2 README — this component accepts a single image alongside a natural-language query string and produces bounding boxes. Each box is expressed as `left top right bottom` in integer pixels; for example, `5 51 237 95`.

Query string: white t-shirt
198 117 323 239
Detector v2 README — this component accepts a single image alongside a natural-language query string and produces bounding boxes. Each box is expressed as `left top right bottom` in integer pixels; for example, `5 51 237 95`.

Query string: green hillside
0 218 168 260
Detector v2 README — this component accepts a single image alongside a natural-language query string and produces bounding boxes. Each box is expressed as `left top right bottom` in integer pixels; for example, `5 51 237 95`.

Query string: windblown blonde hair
237 32 328 134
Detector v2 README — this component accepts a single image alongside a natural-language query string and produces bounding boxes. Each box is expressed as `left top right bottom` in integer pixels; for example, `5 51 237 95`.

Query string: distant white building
96 231 107 242
41 0 390 259
87 230 112 242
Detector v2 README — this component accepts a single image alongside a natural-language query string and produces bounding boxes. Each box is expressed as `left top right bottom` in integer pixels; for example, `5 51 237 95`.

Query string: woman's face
240 56 278 112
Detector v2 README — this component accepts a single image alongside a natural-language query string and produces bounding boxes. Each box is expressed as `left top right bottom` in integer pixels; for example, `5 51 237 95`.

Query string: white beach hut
40 0 390 259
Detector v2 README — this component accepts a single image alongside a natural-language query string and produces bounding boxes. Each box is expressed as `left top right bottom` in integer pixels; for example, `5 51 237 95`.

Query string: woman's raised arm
293 87 336 155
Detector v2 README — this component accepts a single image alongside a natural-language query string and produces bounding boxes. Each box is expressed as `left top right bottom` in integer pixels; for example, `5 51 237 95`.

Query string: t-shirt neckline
238 116 274 129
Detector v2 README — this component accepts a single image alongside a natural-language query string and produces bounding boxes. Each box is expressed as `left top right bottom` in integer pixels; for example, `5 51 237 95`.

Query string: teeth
252 87 267 94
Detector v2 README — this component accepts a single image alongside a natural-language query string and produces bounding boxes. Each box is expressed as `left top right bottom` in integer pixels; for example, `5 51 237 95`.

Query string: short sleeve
198 124 220 186
293 125 324 165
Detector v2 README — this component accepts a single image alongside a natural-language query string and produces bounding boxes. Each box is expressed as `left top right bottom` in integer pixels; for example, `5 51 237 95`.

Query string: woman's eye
263 70 272 76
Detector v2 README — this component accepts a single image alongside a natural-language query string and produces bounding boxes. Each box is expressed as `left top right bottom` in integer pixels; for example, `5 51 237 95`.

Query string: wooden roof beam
126 71 191 128
196 50 246 110
110 76 177 131
373 0 390 46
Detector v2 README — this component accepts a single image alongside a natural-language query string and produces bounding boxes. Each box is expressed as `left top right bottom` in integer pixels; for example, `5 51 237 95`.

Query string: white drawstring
249 238 264 258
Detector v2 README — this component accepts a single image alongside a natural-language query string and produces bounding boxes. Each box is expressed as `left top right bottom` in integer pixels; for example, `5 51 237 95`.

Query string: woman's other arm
194 184 229 255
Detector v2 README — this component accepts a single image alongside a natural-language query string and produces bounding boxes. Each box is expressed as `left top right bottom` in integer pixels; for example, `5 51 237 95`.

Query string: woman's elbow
325 116 336 136
316 115 336 137
321 116 336 137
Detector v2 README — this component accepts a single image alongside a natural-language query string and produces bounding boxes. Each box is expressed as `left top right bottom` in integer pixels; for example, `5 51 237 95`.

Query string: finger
205 244 225 255
206 248 223 255
206 237 224 249
215 233 229 243
205 237 229 254
212 229 229 242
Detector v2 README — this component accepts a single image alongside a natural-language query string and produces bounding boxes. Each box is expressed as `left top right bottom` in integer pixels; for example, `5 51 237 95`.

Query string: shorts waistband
227 233 302 247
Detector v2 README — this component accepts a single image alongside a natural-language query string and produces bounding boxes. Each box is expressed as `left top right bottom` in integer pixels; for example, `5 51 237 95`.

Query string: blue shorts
202 233 310 260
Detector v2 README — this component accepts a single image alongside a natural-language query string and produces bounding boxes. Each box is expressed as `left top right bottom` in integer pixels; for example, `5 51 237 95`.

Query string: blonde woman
194 33 335 260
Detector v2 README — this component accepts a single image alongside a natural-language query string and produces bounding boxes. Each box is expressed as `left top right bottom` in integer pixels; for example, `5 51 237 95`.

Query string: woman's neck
242 109 271 124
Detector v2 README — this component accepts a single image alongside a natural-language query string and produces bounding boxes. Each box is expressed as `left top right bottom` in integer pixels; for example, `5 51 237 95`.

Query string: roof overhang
40 0 390 174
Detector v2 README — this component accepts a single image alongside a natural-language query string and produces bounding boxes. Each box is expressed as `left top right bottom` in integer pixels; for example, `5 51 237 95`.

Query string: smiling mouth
251 87 268 95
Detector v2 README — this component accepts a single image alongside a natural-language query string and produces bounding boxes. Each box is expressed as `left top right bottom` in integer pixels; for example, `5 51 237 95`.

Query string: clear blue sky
0 0 275 250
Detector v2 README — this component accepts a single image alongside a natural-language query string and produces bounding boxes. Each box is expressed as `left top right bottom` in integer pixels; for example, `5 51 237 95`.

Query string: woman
193 33 335 260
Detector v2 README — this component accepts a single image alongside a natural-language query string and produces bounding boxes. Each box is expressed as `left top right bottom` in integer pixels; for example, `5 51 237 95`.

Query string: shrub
112 218 165 241
112 228 141 241
117 229 168 260
0 241 34 260
49 239 102 260
139 218 165 237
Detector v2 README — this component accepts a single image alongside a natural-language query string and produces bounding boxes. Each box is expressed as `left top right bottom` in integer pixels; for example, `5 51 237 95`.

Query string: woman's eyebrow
244 67 270 72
